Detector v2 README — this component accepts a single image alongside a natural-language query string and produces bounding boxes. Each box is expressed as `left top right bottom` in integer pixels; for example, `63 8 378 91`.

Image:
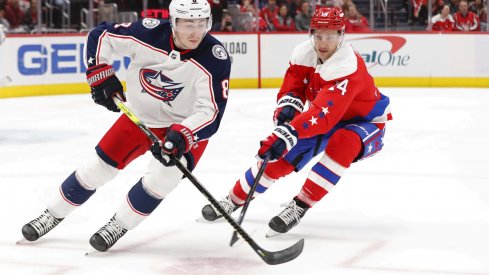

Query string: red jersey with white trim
431 14 455 31
453 11 480 31
85 19 231 141
278 40 392 139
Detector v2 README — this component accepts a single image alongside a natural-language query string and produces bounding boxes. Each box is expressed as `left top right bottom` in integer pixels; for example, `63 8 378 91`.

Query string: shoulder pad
290 40 317 68
318 43 358 81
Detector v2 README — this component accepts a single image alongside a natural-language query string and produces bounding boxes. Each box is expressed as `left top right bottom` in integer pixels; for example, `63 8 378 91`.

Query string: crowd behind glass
0 0 486 33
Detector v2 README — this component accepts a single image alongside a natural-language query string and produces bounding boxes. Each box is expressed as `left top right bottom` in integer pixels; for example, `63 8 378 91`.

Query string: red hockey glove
151 124 195 167
257 125 298 161
273 93 304 126
86 63 125 112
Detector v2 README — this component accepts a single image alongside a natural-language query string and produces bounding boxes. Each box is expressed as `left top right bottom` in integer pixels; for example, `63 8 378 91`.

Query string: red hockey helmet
310 7 346 32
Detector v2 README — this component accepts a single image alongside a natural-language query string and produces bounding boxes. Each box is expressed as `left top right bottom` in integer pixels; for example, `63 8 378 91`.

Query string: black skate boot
89 216 128 252
21 209 64 241
201 196 240 221
267 198 309 237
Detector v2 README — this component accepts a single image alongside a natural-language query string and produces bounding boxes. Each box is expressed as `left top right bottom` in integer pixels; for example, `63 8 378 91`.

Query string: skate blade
16 237 29 245
265 228 283 238
85 246 100 256
195 216 211 223
195 216 224 223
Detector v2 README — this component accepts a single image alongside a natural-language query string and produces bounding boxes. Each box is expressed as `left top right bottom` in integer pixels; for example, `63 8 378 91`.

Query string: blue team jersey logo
139 69 184 106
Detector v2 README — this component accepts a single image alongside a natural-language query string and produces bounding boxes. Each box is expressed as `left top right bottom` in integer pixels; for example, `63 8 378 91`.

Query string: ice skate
19 209 64 243
89 216 127 252
201 196 240 221
266 199 309 237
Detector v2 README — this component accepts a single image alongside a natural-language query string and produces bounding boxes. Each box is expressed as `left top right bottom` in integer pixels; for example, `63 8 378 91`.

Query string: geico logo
17 44 131 75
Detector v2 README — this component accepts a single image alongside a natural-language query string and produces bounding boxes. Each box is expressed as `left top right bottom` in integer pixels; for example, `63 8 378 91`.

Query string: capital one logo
348 36 410 68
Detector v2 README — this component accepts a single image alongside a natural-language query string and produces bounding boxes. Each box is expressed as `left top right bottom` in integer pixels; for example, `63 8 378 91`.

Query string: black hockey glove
151 124 195 167
86 63 125 112
257 125 298 161
273 93 304 126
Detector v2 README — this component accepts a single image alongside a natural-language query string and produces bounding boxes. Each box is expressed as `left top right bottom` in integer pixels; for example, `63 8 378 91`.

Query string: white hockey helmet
169 0 213 32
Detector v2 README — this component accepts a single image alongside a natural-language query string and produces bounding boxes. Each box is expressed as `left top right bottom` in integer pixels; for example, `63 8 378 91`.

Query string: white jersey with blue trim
85 18 231 141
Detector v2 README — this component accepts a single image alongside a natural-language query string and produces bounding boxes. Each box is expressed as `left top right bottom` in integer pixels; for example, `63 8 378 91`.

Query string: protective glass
312 32 341 43
174 19 209 34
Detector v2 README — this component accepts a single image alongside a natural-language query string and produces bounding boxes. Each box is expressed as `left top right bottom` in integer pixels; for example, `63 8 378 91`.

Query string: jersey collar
169 34 193 56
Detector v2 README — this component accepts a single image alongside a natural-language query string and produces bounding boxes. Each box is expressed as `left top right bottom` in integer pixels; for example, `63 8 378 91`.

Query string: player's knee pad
325 129 362 168
142 157 187 199
264 158 295 180
76 153 119 189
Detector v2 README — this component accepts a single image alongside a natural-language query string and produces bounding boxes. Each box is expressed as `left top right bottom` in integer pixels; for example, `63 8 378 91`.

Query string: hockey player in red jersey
202 7 392 236
19 0 231 252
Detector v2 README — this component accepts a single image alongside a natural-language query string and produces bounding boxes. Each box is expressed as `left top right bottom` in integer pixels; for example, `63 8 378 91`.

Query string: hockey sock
230 159 294 205
115 179 163 230
60 171 96 206
297 129 361 206
126 179 163 215
47 171 96 218
297 154 347 207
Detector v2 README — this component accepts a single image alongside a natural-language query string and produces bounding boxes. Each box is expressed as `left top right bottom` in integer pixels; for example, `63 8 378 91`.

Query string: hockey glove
257 125 298 161
86 63 125 112
151 124 195 167
273 93 304 126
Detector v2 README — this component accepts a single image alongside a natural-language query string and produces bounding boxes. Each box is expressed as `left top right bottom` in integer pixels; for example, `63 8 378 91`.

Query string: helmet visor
174 18 210 34
312 31 341 42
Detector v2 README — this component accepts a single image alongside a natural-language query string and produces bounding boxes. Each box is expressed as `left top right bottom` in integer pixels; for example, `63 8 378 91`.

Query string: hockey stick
113 98 304 265
229 153 270 247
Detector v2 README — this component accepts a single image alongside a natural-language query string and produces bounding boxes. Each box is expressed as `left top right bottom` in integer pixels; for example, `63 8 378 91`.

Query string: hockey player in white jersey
19 0 231 252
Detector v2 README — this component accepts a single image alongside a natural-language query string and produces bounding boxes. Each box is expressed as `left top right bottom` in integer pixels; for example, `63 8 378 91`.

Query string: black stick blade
230 232 239 246
258 238 305 265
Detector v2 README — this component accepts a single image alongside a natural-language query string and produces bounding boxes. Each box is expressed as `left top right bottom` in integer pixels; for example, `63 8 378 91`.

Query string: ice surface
1 88 488 274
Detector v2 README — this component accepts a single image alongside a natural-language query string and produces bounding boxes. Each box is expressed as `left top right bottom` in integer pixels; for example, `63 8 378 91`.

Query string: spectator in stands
212 11 236 32
209 0 228 28
245 4 268 31
0 2 11 29
431 0 446 16
4 0 25 29
318 0 344 8
410 0 428 25
454 0 481 31
430 4 455 30
272 3 296 31
344 3 370 32
295 0 312 31
469 0 487 28
22 0 38 30
448 0 460 15
19 0 29 13
289 0 303 19
260 0 279 30
239 0 254 12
